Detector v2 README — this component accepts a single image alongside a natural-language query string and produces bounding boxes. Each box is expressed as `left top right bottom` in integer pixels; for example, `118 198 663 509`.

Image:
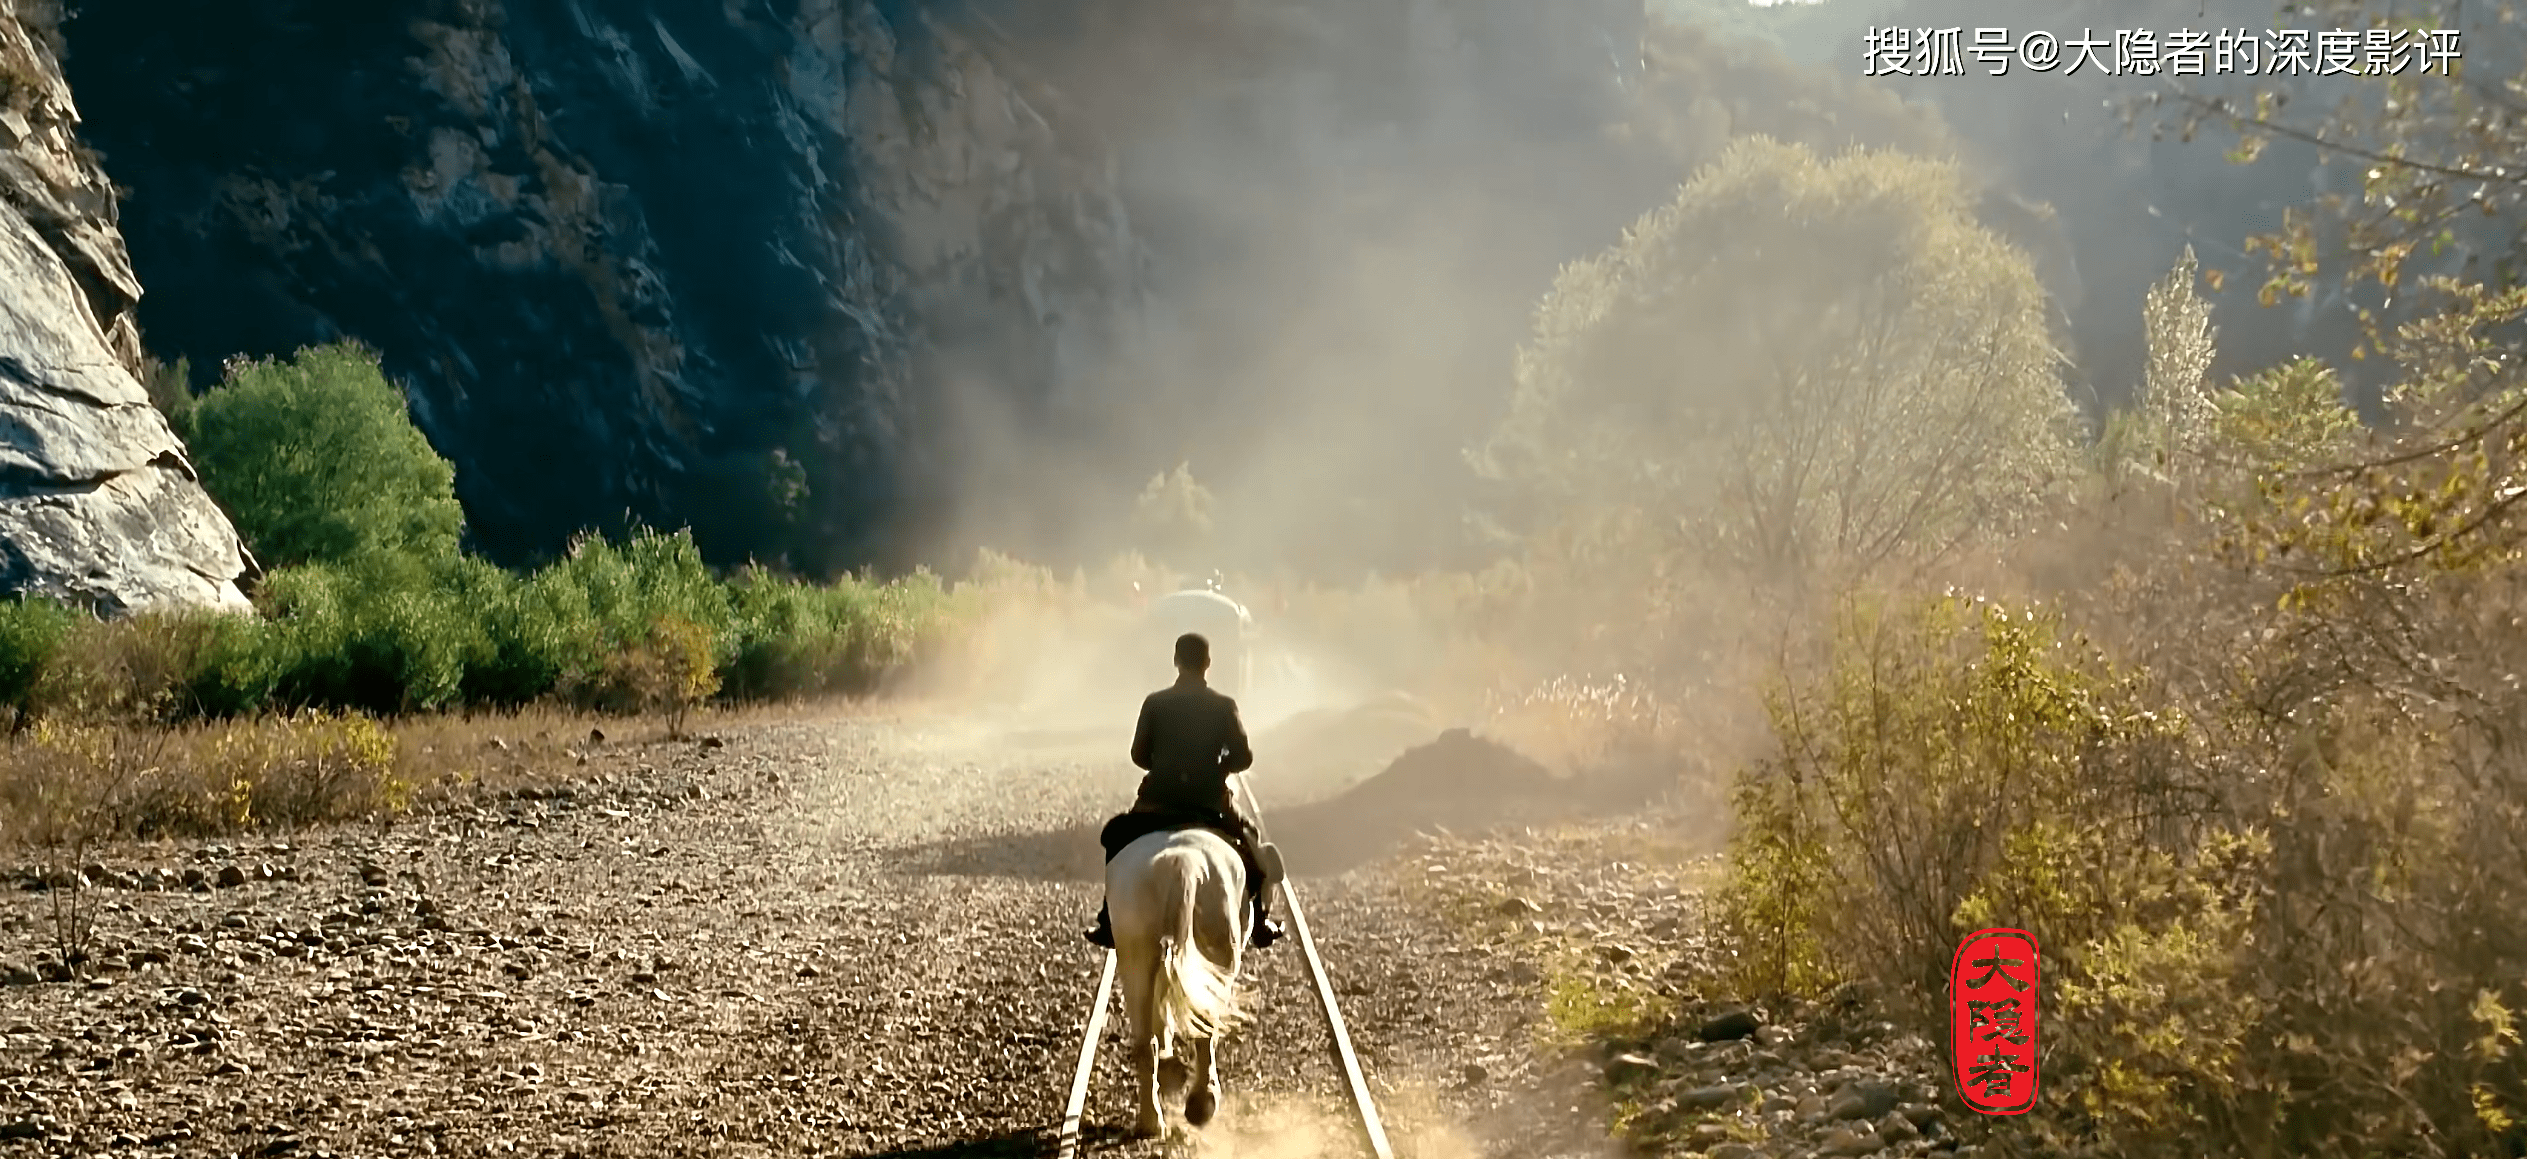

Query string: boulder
0 10 251 614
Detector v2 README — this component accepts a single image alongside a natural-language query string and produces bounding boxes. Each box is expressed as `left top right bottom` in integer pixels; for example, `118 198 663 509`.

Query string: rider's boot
1250 893 1285 949
1085 900 1115 949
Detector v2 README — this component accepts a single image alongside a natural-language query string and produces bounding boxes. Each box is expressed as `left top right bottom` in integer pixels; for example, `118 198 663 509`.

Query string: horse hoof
1186 1090 1218 1127
1130 1117 1164 1141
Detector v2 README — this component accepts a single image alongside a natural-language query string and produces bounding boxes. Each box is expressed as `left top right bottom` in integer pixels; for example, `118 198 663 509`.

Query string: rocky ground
0 703 1982 1159
0 705 1640 1159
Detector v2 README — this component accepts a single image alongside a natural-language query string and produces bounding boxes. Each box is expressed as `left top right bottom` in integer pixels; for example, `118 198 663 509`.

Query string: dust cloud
890 0 2483 591
881 1 1960 740
890 0 2365 858
907 0 1666 581
1194 1084 1612 1159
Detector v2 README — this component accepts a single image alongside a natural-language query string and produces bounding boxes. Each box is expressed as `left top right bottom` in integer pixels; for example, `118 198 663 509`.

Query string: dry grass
0 704 716 858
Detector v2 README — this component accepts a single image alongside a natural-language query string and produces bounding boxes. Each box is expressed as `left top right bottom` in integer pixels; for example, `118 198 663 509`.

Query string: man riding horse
1086 631 1287 951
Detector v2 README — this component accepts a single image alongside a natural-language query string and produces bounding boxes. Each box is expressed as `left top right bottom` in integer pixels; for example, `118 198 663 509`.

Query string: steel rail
1054 773 1395 1158
1236 775 1397 1159
1054 948 1118 1159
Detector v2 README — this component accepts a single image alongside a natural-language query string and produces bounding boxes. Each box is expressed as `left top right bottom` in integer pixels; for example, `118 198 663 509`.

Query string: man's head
1173 632 1210 677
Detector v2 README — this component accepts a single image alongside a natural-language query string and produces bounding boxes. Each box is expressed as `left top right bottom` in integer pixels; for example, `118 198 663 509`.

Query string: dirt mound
1338 727 1560 818
1253 690 1448 804
1269 727 1599 873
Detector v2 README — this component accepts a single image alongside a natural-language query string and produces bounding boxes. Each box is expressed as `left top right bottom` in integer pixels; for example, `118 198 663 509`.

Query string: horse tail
1151 848 1245 1044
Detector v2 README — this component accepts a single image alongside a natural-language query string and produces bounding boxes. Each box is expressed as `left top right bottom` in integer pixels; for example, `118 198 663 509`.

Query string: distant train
1142 585 1255 699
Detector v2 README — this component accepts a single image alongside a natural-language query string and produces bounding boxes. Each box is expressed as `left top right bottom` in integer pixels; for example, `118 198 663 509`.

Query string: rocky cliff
66 0 1145 576
0 2 251 614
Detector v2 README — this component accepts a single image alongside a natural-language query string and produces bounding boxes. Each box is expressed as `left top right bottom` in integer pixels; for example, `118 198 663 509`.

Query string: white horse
1108 825 1252 1138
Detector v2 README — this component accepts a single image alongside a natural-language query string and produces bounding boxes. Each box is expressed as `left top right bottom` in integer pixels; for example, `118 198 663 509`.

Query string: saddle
1098 808 1279 901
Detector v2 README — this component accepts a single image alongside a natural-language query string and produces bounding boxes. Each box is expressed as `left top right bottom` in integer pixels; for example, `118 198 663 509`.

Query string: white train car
1144 587 1256 699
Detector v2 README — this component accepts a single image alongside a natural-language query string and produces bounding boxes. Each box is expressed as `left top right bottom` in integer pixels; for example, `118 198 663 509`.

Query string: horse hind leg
1157 1044 1190 1098
1119 951 1165 1140
1128 1030 1164 1139
1185 1035 1220 1127
1184 858 1238 1130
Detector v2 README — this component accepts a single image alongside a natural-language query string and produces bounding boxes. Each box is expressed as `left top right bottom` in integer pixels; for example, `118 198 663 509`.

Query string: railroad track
1055 780 1396 1159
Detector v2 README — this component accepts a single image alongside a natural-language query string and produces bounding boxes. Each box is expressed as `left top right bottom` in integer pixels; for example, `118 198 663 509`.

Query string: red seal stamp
1949 927 2039 1114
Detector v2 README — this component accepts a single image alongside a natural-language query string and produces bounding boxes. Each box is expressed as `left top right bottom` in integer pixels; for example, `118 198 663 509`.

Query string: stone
1821 1126 1881 1157
1676 1083 1744 1111
1603 1052 1659 1083
1698 1007 1762 1042
1831 1080 1901 1122
1707 1146 1757 1159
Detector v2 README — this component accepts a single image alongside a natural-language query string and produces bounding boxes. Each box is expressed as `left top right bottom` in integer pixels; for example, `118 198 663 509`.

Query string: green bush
251 552 484 716
716 566 958 700
460 564 601 708
0 598 77 731
722 568 839 699
186 341 466 568
546 528 732 655
176 612 284 720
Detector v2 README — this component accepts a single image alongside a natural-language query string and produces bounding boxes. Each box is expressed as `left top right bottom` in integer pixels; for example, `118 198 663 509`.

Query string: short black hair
1173 633 1210 668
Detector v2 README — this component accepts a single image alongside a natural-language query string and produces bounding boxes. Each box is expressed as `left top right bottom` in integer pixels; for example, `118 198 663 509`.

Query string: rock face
0 5 251 615
65 0 1146 576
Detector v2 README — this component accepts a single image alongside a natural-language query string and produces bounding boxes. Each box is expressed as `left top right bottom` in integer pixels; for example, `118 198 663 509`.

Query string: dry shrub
0 707 625 851
1717 564 2527 1157
28 609 274 724
0 709 415 977
199 712 407 829
0 712 408 842
591 615 720 737
1479 674 1674 779
1716 593 2229 1004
